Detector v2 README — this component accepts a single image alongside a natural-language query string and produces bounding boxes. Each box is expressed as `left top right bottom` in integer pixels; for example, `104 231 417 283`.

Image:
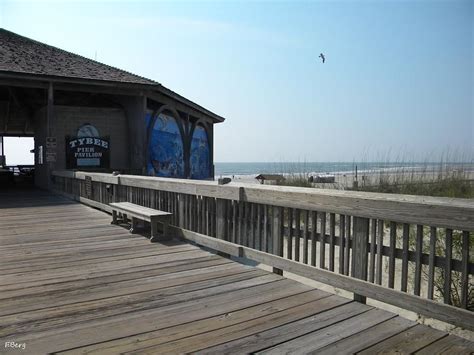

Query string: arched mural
190 125 210 179
147 113 184 178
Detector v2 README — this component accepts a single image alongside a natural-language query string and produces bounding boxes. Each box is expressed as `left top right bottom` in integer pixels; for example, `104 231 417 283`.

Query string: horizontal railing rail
51 170 474 330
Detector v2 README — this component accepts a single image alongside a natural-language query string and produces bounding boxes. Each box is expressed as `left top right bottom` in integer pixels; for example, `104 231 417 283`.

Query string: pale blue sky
1 0 473 163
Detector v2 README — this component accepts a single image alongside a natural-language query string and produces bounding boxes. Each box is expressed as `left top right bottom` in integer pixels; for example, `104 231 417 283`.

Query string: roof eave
157 85 225 123
0 71 226 123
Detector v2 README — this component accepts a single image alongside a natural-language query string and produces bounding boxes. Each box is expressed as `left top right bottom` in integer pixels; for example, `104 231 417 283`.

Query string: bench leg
111 210 118 225
150 220 159 242
150 218 171 243
130 217 138 234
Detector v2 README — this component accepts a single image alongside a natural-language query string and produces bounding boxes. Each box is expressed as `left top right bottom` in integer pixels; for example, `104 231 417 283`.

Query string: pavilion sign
66 136 110 169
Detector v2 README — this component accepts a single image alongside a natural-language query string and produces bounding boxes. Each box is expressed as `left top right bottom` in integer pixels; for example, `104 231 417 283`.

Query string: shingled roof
0 28 158 85
0 28 225 122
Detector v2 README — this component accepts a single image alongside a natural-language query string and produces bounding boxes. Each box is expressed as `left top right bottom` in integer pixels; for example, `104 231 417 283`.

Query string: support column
216 198 230 258
45 82 54 189
272 206 284 275
352 216 369 303
0 136 4 167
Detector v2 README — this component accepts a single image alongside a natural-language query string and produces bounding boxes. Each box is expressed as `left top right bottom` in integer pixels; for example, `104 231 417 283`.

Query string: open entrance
0 136 35 188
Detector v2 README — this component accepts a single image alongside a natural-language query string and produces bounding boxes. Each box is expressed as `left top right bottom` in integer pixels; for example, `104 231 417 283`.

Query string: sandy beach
216 166 474 190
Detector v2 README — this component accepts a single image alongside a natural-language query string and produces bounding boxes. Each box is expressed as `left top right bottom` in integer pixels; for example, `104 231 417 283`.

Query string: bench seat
110 202 172 242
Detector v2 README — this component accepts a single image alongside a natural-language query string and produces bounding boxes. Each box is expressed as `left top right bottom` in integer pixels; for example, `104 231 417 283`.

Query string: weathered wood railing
51 170 473 330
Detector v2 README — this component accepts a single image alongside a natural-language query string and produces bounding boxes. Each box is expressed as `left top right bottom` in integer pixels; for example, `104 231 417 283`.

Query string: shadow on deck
0 190 472 354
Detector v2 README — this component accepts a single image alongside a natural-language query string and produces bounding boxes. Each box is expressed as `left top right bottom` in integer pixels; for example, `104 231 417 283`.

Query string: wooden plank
369 218 376 283
302 210 309 264
339 214 345 273
315 316 417 355
250 203 256 248
0 227 135 248
0 249 210 287
329 213 335 271
444 228 453 305
197 196 202 233
344 215 351 275
258 308 395 354
415 224 424 295
461 230 470 309
193 194 198 231
205 196 209 235
237 201 243 245
216 198 227 240
401 223 410 292
352 217 369 281
0 264 258 320
102 173 243 201
194 301 366 355
231 201 237 243
388 221 397 288
311 211 317 267
352 216 369 303
416 334 474 355
358 324 447 354
178 194 185 228
428 226 437 299
272 206 284 275
5 279 308 353
263 205 268 252
68 289 331 354
132 297 350 355
0 235 153 261
287 208 294 260
256 204 261 250
171 227 241 257
0 257 229 300
0 255 222 295
295 209 301 262
319 212 326 269
0 272 266 333
242 202 248 246
0 245 195 273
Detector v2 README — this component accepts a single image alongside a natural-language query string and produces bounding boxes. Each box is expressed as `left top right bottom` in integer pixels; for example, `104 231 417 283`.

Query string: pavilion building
0 28 225 188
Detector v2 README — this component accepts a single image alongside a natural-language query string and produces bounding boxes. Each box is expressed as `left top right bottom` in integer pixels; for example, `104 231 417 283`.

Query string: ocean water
214 162 472 177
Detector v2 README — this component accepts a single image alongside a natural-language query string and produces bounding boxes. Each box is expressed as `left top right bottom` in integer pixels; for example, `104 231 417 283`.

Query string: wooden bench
109 202 172 242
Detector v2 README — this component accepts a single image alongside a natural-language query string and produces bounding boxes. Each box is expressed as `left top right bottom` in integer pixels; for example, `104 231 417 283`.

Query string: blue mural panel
147 113 184 178
190 125 210 179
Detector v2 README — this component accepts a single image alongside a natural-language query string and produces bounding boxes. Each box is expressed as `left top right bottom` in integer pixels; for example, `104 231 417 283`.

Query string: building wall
52 106 129 170
35 105 128 188
31 93 216 189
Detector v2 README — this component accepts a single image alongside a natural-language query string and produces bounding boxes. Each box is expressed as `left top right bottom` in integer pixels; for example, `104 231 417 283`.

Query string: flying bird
318 53 325 63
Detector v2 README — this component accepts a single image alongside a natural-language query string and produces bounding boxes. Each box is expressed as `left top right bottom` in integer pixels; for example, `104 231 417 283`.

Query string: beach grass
277 152 473 199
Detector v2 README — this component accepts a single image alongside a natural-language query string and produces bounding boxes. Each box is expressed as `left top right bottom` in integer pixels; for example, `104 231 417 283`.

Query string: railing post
216 198 227 240
272 206 284 275
178 193 185 229
216 198 230 258
352 216 369 303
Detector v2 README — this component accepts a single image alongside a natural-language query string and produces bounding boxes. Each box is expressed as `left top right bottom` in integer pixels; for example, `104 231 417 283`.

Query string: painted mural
147 113 184 178
190 125 210 179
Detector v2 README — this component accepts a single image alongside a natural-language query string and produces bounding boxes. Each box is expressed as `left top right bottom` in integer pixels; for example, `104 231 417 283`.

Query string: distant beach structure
255 174 285 185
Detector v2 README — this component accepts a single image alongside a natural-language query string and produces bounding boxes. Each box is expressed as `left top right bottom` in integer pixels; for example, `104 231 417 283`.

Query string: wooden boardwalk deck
0 190 472 354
